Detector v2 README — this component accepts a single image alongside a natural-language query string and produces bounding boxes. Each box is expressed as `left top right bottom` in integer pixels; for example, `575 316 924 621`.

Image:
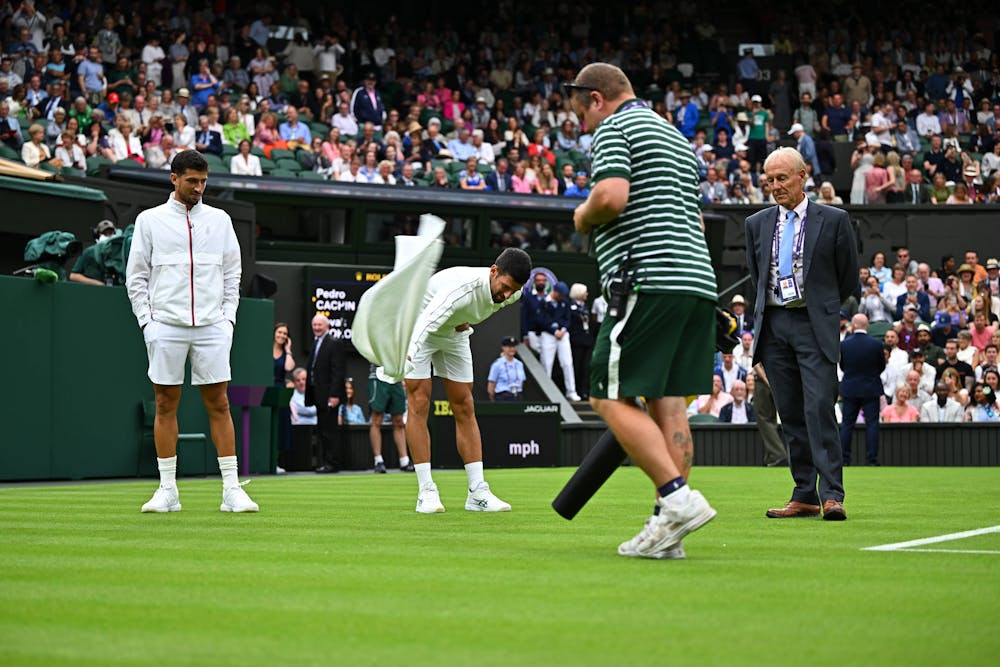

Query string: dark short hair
494 247 532 285
171 149 208 175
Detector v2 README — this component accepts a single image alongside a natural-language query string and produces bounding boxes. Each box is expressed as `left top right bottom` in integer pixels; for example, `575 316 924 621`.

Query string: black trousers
316 407 342 469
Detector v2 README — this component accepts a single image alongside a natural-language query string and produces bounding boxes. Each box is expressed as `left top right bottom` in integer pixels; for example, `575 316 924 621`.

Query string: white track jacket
126 194 241 328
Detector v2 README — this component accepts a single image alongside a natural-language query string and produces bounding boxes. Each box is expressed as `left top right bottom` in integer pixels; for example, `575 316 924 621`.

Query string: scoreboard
305 265 391 341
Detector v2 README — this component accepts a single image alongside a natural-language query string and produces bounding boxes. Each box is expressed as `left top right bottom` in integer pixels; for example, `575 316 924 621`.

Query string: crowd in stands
3 2 1000 202
690 248 1000 424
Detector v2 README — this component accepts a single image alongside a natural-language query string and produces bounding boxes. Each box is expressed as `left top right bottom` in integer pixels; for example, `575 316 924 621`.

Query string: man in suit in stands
729 294 754 333
36 81 69 121
839 314 886 466
486 157 513 192
903 168 931 205
895 274 932 321
194 115 223 157
746 147 859 521
719 380 756 423
306 314 347 473
350 71 386 131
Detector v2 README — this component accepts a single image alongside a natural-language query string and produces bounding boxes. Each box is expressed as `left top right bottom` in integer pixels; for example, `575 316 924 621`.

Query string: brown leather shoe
822 499 847 521
766 501 821 518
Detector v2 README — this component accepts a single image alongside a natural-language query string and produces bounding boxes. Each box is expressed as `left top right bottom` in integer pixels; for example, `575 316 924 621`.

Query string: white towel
351 214 446 382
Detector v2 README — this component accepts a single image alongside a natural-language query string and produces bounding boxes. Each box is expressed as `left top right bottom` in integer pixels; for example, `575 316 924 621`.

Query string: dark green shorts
368 378 406 415
590 293 715 400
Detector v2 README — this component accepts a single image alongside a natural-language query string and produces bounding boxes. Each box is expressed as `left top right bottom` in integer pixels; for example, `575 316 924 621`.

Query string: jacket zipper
187 210 195 325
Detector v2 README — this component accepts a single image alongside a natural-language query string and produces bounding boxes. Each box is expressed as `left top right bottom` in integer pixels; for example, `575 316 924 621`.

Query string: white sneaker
566 392 582 401
141 485 181 513
618 529 686 560
465 481 511 512
221 483 259 513
416 482 446 513
275 465 286 475
617 489 715 557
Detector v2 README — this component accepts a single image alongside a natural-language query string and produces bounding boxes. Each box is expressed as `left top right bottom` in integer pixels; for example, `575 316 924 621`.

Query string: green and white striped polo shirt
590 100 718 301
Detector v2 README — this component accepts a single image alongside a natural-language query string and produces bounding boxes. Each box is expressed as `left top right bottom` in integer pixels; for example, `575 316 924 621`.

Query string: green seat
310 121 331 138
37 160 60 173
202 153 224 167
296 150 314 168
476 163 494 175
86 156 113 176
297 170 324 179
259 157 277 173
275 158 303 172
688 414 719 424
270 148 296 161
0 144 19 160
221 143 238 157
61 166 82 177
268 168 298 179
18 117 33 129
446 160 466 175
868 321 892 340
250 146 266 158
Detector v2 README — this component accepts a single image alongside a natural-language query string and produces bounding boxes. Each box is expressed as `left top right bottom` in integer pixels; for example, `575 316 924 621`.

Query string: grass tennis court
1 467 998 666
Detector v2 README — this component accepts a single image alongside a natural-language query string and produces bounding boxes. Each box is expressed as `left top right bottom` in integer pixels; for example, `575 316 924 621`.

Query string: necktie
913 184 919 204
779 210 796 276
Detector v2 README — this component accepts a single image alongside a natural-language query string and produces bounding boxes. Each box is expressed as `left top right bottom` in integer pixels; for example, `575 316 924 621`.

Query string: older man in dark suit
839 313 886 466
745 147 860 521
306 314 347 473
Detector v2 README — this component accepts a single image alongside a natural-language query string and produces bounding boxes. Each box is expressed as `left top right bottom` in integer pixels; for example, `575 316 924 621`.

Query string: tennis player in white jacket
126 149 258 514
407 248 532 513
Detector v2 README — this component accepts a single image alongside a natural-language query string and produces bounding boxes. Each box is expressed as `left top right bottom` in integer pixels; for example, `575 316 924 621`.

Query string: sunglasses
563 83 600 96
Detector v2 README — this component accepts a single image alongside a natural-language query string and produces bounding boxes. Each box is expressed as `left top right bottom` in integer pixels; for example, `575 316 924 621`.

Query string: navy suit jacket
350 86 386 126
486 171 512 192
895 290 931 321
196 129 223 157
839 331 886 399
712 364 748 391
745 200 860 364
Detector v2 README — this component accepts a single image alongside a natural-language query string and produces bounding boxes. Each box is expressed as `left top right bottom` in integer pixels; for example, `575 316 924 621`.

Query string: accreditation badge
778 274 800 303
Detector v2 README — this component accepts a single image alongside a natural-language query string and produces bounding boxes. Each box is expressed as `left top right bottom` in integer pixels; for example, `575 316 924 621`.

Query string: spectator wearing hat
487 337 527 402
915 323 945 367
895 303 921 351
97 91 120 122
539 281 580 401
564 171 590 198
350 72 386 131
789 123 820 179
674 90 699 139
69 221 117 286
728 294 753 334
983 258 1000 299
931 310 958 348
732 111 751 147
895 274 931 322
174 88 199 128
747 94 771 170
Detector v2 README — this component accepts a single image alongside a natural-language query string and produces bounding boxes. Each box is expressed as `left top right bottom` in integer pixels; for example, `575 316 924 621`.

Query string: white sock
399 455 410 467
661 485 692 506
374 455 384 465
157 456 177 488
465 461 484 491
415 462 433 488
218 455 239 490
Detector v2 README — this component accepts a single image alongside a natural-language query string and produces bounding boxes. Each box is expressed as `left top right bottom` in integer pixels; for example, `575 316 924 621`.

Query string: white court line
885 549 1000 555
862 525 1000 552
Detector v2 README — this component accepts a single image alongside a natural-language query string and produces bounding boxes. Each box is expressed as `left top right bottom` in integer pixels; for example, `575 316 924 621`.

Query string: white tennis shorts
143 319 233 386
407 331 474 383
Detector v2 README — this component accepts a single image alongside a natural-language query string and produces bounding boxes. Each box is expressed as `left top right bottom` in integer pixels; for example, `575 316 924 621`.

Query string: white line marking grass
862 525 1000 554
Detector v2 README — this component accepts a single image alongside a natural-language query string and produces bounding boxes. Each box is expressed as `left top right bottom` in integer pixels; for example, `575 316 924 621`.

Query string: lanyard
773 208 807 261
